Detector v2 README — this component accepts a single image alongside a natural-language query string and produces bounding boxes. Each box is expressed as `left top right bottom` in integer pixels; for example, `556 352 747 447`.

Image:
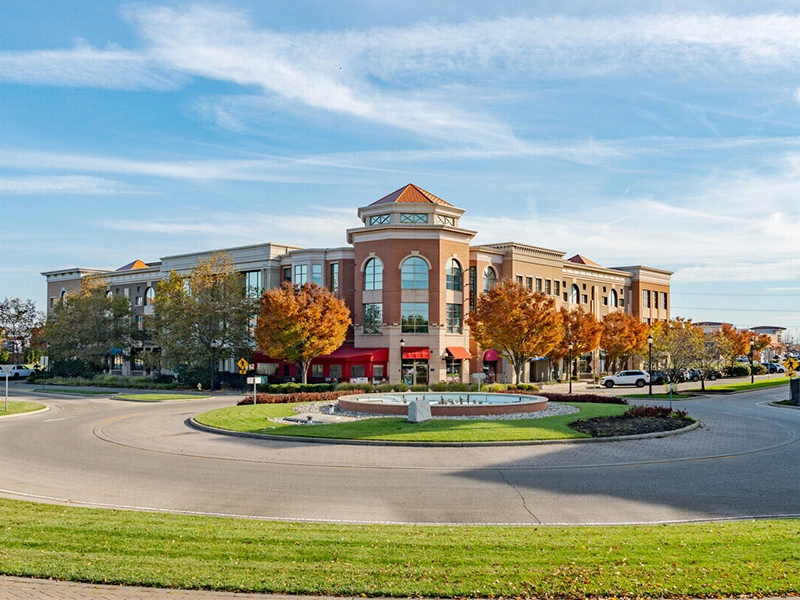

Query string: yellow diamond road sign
237 358 249 371
783 358 799 372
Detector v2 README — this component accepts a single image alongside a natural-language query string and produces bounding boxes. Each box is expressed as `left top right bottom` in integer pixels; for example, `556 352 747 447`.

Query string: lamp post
399 338 405 385
568 342 573 394
648 333 653 397
750 337 755 384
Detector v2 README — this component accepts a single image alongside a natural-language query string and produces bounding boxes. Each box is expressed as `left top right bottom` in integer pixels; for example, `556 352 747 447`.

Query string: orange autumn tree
548 307 602 378
718 323 750 370
600 311 649 374
256 282 351 384
467 279 563 384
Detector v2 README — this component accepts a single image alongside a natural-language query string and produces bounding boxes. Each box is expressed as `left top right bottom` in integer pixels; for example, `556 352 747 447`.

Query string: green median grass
115 393 210 402
194 402 629 442
0 498 797 597
35 388 114 395
708 378 790 392
0 401 45 416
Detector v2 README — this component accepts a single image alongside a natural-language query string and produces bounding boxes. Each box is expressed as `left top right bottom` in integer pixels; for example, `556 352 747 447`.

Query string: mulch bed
569 415 695 437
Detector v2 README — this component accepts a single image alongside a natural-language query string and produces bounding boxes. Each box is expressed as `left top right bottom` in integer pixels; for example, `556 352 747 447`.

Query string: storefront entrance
402 360 429 386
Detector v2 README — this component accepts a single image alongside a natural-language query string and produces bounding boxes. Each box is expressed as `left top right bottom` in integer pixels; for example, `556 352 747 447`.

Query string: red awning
483 349 500 362
402 346 430 360
446 346 472 360
254 346 389 363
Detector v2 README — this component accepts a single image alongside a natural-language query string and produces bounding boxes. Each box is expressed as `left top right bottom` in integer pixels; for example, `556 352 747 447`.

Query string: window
145 287 155 305
483 267 497 292
283 267 291 282
257 363 279 376
401 257 428 289
661 292 668 309
446 303 462 334
581 294 588 304
311 364 323 378
363 303 382 334
311 264 322 286
364 257 383 290
602 296 609 306
351 365 366 378
525 276 533 290
135 296 143 306
554 280 560 296
400 213 428 223
294 265 308 285
653 291 659 309
536 278 543 292
569 284 579 304
643 290 651 308
330 365 342 380
620 297 626 307
330 263 339 293
368 214 390 225
244 271 262 298
609 289 618 307
446 259 462 291
437 215 455 226
545 279 552 295
401 303 429 333
516 275 523 285
135 315 143 331
373 365 384 380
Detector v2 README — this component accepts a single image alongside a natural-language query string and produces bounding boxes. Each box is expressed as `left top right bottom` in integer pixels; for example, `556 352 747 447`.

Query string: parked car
0 365 36 379
648 370 668 384
600 370 650 388
762 362 786 374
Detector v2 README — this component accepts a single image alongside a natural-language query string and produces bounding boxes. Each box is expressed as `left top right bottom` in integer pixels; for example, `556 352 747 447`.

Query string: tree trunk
299 360 309 384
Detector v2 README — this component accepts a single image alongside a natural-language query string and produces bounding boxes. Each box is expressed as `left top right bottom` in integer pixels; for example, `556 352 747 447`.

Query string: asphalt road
1 382 798 525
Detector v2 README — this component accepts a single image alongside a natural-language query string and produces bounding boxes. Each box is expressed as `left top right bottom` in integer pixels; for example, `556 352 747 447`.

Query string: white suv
600 370 650 388
0 365 36 379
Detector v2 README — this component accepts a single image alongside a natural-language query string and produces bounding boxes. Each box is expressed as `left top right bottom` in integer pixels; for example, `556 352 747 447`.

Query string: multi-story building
43 184 671 383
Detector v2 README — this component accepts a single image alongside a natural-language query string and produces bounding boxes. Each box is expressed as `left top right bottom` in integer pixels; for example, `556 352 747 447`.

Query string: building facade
43 184 672 383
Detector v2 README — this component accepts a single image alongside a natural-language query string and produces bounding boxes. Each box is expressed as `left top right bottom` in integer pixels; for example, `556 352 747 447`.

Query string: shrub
334 382 374 393
513 383 540 392
258 383 335 394
51 358 103 378
539 392 628 405
409 384 428 392
482 383 508 392
237 390 361 405
623 405 688 419
724 363 765 377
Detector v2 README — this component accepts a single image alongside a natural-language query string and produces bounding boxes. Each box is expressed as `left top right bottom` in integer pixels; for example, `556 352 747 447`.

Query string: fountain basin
338 392 548 417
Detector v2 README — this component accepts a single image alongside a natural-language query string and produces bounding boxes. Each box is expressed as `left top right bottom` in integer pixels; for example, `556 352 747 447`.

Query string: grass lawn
35 388 115 395
0 401 46 416
115 393 210 402
708 378 790 392
0 498 797 597
194 402 630 442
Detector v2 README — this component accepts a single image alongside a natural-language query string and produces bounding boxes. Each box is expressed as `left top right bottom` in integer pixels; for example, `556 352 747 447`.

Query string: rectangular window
363 303 382 334
446 303 462 334
311 264 322 286
351 365 366 378
525 276 533 290
257 363 279 376
400 213 428 223
368 214 390 225
545 279 552 295
311 364 323 378
643 290 651 308
563 292 568 302
437 215 455 226
516 275 523 285
602 297 608 306
653 291 659 309
401 302 429 333
283 267 291 283
661 292 668 309
135 296 143 306
330 263 339 293
329 365 342 380
620 298 626 307
581 294 588 304
373 365 384 380
135 315 143 331
294 264 308 285
244 271 262 298
536 278 543 292
554 281 560 295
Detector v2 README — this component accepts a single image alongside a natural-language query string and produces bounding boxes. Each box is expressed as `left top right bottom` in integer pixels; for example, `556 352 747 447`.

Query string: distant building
43 184 672 383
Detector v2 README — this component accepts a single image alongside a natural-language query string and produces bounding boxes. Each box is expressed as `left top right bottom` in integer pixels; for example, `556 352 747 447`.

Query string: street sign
247 376 264 385
237 357 249 371
787 370 796 378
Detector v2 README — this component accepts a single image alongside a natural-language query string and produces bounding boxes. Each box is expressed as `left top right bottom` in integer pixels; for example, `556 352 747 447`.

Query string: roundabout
0 383 798 525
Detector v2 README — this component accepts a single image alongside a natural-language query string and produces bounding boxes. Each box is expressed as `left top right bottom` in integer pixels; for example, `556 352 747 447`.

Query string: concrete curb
189 417 700 447
0 405 49 419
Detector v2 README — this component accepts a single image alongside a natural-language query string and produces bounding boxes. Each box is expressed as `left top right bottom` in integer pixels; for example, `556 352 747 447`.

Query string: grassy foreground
0 401 45 416
194 402 630 442
0 499 797 597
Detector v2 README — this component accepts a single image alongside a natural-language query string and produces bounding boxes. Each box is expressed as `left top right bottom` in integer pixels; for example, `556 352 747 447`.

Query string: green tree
256 282 351 384
467 279 563 384
0 297 44 364
650 318 704 391
44 278 135 373
151 253 257 388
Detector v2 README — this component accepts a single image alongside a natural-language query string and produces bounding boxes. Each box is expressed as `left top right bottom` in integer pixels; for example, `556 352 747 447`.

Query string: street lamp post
399 338 405 385
648 334 653 397
568 342 573 395
750 338 755 384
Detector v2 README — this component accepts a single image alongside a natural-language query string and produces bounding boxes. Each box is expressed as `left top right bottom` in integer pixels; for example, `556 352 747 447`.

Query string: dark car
648 370 668 384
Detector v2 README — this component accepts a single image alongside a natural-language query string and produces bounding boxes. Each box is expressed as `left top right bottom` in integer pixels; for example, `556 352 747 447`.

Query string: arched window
569 284 580 304
60 289 67 301
609 289 618 308
401 256 429 289
482 267 497 292
106 291 113 298
364 258 383 291
145 287 156 305
446 259 462 291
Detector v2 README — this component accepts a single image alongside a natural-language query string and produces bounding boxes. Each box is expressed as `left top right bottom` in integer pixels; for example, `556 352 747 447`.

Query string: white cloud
0 175 127 194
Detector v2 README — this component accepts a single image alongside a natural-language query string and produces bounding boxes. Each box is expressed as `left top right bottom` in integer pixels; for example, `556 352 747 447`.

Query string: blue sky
3 1 800 337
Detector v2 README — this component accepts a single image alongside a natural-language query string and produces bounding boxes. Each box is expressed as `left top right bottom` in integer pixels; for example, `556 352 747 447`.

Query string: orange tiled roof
116 259 149 271
567 254 601 267
370 184 452 207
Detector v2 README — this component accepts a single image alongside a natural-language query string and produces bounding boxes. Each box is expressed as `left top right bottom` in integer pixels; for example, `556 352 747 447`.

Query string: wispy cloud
0 175 127 194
